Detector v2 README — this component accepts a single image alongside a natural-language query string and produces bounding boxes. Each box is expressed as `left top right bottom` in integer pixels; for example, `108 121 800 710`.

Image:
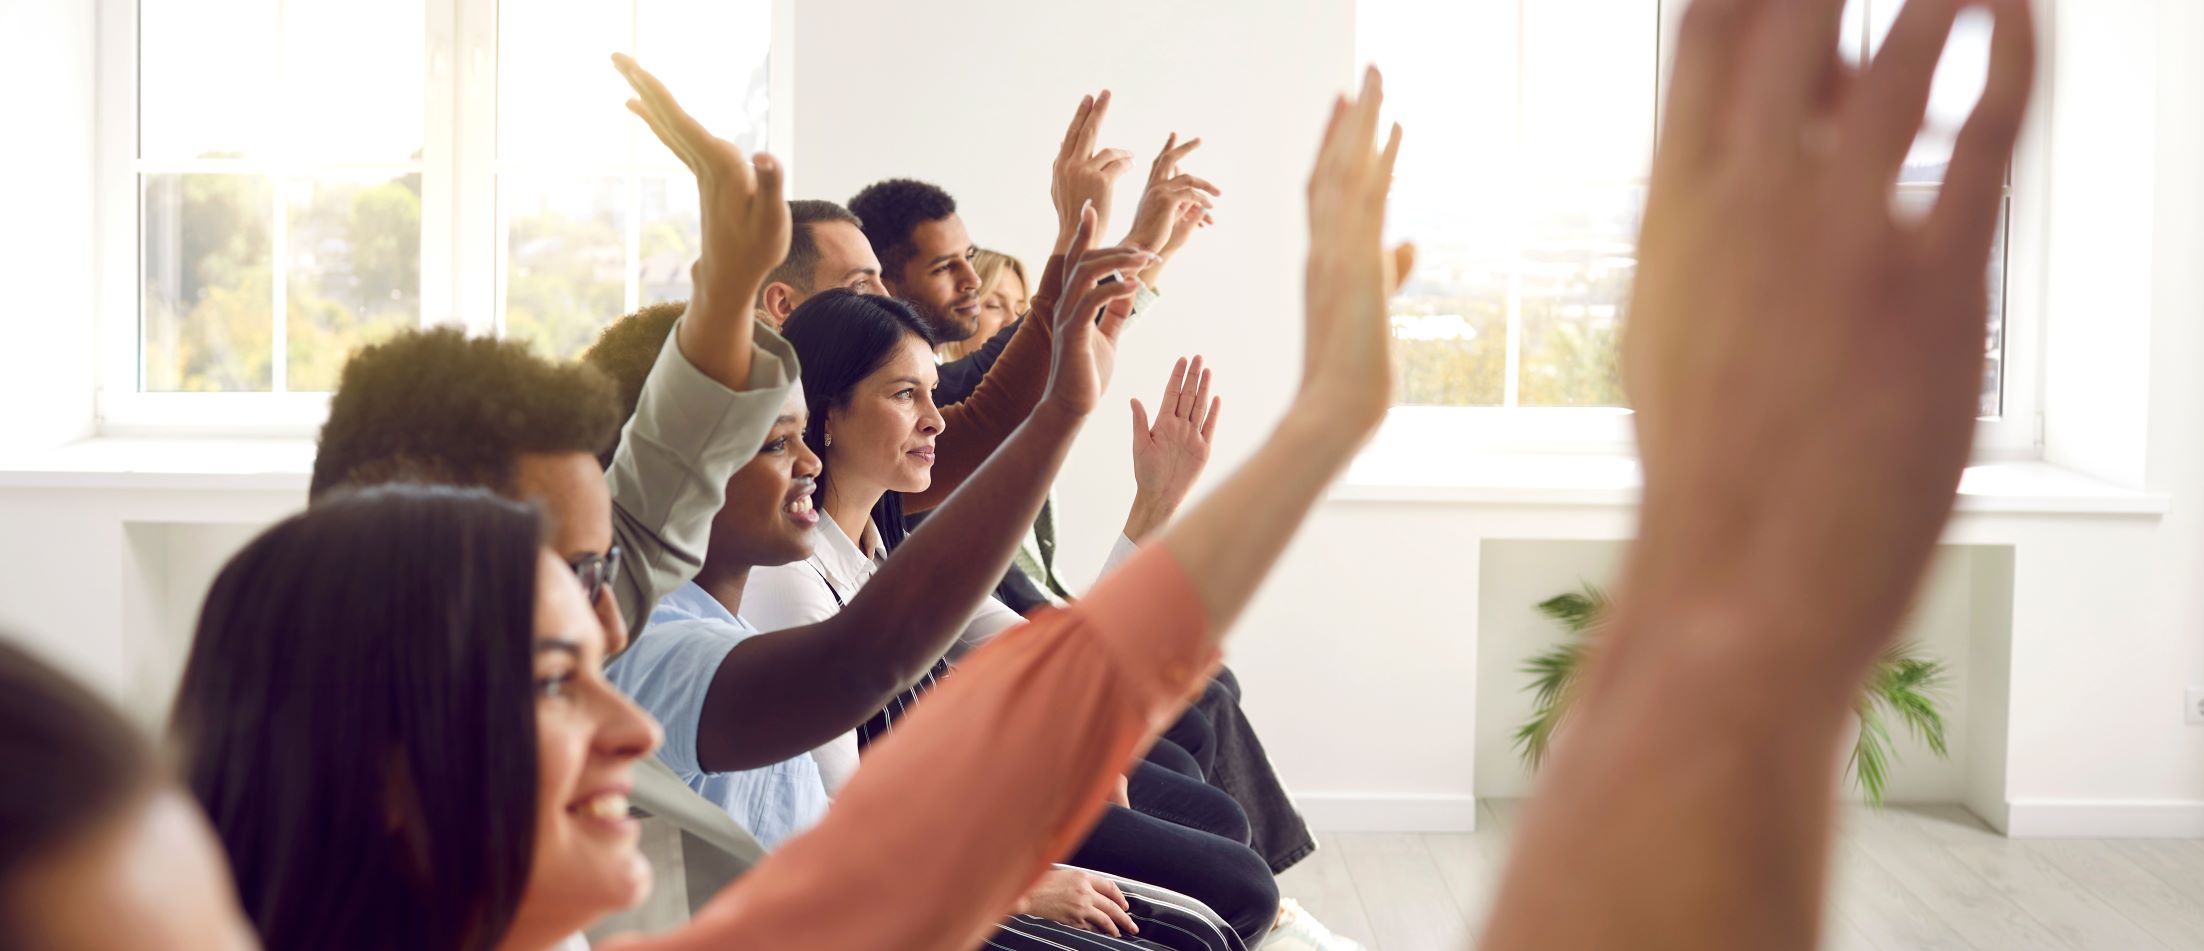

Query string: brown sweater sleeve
906 253 1069 514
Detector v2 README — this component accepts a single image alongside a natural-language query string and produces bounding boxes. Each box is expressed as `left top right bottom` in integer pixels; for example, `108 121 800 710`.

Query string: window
100 0 778 428
1358 0 2028 448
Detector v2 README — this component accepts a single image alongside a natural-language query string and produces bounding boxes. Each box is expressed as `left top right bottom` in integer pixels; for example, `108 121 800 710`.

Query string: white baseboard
1294 793 1483 832
2002 799 2204 838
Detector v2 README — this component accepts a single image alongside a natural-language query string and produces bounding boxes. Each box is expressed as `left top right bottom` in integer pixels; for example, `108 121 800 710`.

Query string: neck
491 914 574 951
822 479 884 553
694 559 753 616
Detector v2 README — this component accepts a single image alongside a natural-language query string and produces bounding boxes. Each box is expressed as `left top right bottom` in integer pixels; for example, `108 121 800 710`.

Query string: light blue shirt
607 582 831 849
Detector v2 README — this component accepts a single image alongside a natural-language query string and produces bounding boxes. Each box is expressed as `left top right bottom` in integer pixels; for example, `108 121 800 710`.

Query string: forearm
695 630 919 771
1477 583 1872 951
1156 403 1370 637
673 278 761 389
844 403 1086 677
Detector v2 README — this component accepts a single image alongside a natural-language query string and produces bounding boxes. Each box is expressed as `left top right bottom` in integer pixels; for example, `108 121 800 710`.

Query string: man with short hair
310 54 801 935
754 200 883 329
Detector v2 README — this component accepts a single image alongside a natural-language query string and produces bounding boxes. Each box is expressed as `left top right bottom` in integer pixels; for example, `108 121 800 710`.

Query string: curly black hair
580 301 688 467
847 178 956 279
309 327 622 499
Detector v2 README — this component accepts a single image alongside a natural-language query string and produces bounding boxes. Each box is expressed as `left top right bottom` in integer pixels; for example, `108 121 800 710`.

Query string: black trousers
1193 667 1317 874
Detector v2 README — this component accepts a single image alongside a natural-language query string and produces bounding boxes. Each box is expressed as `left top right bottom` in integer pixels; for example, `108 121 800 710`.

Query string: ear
759 283 797 328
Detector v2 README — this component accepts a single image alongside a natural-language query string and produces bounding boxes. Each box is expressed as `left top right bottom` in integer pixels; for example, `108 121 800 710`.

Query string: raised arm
1477 1 2037 949
1121 133 1221 291
602 56 800 641
613 54 782 391
905 89 1129 512
611 69 1408 951
690 216 1157 772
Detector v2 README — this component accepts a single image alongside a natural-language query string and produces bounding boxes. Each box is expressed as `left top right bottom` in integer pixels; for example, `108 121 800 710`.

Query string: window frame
92 0 796 437
1359 0 2049 461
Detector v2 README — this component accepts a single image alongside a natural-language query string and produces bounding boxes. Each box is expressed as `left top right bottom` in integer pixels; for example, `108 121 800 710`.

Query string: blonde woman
938 248 1029 363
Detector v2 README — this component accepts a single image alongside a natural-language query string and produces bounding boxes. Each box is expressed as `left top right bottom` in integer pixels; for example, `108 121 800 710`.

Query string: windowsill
1334 451 2170 516
0 437 314 492
0 437 2172 518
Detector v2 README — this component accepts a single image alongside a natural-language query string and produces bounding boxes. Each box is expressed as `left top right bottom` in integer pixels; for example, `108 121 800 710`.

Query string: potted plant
1514 583 1951 805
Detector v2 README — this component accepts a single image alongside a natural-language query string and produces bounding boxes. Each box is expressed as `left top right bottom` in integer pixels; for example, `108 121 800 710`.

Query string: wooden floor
1274 800 2204 951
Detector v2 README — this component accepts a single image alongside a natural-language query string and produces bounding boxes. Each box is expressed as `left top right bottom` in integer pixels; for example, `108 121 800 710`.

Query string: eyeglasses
567 544 622 605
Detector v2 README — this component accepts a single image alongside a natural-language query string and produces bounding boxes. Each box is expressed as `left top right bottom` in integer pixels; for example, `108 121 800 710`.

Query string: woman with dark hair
744 290 1343 949
172 485 663 951
0 639 257 950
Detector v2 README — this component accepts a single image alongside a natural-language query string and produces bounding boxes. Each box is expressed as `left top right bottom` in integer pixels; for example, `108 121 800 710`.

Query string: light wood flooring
1274 800 2204 951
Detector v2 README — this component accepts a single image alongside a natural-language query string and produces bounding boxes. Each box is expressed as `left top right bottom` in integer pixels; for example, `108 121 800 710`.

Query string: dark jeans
1069 788 1277 946
1194 666 1317 874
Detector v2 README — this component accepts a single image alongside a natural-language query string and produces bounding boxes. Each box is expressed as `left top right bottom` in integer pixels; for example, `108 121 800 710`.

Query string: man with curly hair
308 54 804 936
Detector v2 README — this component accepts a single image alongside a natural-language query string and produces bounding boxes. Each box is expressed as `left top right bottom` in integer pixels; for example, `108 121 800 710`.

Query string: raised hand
1126 356 1220 541
1478 2 2038 949
1621 0 2037 669
1051 91 1136 255
613 53 788 385
1038 202 1158 420
1302 68 1412 435
1123 133 1221 260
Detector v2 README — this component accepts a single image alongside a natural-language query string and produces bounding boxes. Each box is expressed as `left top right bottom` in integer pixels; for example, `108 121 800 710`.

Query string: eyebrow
924 248 972 268
774 413 803 426
837 267 880 282
535 639 584 659
889 375 935 388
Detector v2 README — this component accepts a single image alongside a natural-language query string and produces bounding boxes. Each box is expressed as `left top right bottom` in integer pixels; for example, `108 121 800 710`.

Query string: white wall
0 0 99 451
0 0 2199 836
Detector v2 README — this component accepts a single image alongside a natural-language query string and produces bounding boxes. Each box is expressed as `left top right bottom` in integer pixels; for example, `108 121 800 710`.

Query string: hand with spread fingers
612 53 788 386
1051 91 1137 256
1126 356 1221 542
1621 0 2039 666
1124 133 1222 285
1039 202 1159 420
1478 2 2039 949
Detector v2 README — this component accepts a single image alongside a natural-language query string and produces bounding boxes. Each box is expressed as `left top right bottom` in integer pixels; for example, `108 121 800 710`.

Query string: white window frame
92 0 796 437
1358 0 2049 461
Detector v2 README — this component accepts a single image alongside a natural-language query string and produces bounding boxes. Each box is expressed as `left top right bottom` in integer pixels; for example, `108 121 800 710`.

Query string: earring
824 431 833 448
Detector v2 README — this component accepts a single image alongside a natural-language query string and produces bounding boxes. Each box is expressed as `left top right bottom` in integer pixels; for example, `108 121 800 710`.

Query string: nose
955 259 980 294
596 683 663 763
794 438 822 478
920 393 946 437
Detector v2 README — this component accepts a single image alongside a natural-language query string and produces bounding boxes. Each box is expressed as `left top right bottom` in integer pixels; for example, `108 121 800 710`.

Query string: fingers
1200 396 1222 441
1063 202 1099 271
1098 897 1138 937
1161 357 1190 412
1848 0 1966 186
1095 877 1129 911
1170 356 1198 418
1096 148 1137 178
1189 363 1213 425
752 152 786 211
1084 905 1125 938
1154 133 1204 179
625 99 701 176
1375 121 1403 203
1130 398 1151 442
1077 89 1114 157
1059 94 1096 162
1168 173 1224 200
1340 67 1386 182
1737 0 1850 148
1657 0 1766 176
1928 0 2035 264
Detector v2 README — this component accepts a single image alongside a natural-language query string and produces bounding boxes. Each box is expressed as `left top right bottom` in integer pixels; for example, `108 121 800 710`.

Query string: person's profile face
513 452 628 656
890 215 982 343
822 334 944 501
507 551 663 942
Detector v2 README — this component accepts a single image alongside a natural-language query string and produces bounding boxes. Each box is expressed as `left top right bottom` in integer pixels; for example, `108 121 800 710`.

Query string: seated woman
0 639 257 950
742 291 1337 948
167 57 1405 951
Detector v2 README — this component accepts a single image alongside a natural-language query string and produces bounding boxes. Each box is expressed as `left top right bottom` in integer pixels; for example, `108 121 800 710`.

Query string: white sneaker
1261 898 1366 951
